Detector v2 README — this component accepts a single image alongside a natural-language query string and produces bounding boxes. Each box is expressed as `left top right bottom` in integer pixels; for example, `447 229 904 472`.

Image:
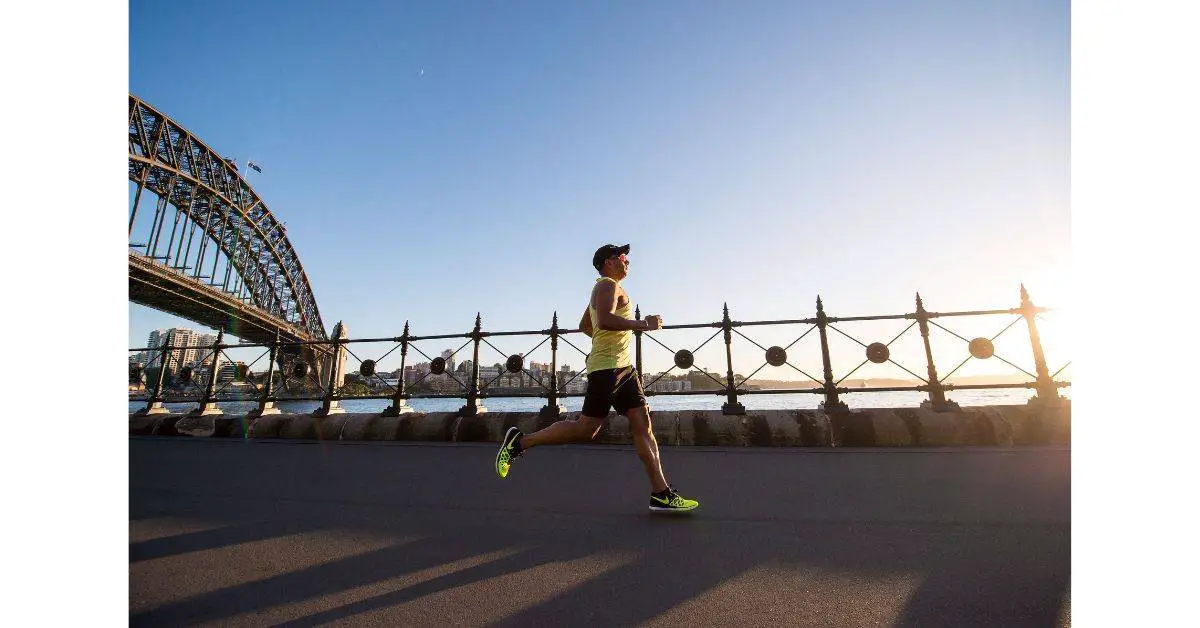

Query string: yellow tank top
586 277 633 373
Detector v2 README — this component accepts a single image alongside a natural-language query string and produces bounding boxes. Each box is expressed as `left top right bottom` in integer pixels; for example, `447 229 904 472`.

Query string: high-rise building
440 349 455 373
146 327 222 376
173 329 202 372
197 333 219 363
146 329 167 368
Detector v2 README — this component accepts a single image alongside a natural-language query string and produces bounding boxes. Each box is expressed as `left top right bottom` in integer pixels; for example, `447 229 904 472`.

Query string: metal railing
129 285 1069 417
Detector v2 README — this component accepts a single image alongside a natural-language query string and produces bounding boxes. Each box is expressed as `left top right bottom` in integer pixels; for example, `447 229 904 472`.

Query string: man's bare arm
592 281 653 331
579 307 593 337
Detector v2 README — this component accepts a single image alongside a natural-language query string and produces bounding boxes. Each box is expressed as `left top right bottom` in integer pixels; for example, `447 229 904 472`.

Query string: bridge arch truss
128 94 327 342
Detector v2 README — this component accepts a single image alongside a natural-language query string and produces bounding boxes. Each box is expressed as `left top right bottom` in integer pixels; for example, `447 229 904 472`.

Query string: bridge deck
131 439 1070 626
129 252 314 346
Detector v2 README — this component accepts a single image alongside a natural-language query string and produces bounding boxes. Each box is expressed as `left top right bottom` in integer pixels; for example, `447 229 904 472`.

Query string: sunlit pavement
130 438 1070 626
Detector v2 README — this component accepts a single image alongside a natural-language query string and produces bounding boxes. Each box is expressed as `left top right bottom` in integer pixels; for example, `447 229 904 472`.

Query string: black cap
592 243 630 272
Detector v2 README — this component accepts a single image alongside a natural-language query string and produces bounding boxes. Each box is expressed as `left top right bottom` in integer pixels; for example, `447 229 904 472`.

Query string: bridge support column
314 321 348 417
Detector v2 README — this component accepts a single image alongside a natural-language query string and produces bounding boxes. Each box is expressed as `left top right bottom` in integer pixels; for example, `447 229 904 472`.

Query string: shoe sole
495 427 521 478
649 505 699 513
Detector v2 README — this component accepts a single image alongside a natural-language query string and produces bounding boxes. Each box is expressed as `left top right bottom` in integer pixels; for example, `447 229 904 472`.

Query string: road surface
131 438 1070 626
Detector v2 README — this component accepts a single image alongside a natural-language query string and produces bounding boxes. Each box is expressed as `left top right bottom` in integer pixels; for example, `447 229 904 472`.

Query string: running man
494 243 699 513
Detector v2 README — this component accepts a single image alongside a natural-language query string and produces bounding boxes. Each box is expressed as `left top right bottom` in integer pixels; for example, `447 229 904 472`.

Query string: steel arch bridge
128 93 327 346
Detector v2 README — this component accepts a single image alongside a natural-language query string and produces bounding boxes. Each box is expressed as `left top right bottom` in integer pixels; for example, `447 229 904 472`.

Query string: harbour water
128 387 1067 416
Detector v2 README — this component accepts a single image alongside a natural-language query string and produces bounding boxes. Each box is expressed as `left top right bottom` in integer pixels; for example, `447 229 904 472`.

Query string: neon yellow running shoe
495 426 524 479
649 488 699 513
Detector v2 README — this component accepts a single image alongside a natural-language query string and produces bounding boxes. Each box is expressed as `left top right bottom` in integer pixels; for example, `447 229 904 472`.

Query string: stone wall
130 403 1070 446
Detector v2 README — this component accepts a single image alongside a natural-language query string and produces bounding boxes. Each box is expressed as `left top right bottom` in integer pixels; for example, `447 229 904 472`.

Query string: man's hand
643 314 663 331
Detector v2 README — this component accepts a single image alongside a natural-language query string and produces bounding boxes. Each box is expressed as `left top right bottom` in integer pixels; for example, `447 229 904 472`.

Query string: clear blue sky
129 0 1069 378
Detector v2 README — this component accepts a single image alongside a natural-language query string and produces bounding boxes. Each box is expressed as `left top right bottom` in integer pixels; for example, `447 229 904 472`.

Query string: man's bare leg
520 415 603 449
625 405 669 493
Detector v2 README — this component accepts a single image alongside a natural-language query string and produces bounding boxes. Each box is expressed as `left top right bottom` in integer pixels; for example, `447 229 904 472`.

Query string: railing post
634 305 644 379
191 330 225 416
314 321 348 416
916 293 959 412
816 296 849 414
540 312 565 420
382 321 414 416
721 303 745 415
248 329 282 420
135 340 172 416
1021 284 1063 406
460 313 488 416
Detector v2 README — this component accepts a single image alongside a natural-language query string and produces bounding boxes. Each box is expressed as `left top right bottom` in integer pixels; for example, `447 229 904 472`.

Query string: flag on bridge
247 161 263 173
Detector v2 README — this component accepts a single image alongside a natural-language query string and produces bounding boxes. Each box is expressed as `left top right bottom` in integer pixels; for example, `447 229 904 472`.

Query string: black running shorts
582 365 646 417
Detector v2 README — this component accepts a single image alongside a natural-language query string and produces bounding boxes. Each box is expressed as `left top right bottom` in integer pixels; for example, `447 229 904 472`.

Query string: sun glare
1020 263 1073 378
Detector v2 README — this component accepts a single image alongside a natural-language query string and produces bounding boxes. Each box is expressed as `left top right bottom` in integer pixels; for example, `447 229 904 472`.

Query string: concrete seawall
130 403 1069 446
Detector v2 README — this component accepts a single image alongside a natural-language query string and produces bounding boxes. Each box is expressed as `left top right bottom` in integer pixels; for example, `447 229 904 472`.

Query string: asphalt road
130 438 1070 627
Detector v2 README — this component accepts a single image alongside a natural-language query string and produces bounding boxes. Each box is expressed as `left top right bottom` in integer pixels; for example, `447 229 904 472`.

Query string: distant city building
426 372 461 393
561 373 586 394
646 377 692 393
217 361 246 382
146 329 167 368
145 327 223 376
404 365 421 385
440 349 455 373
478 365 501 383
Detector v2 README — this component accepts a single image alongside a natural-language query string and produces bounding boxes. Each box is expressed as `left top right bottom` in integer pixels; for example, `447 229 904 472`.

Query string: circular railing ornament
292 361 309 378
130 363 144 382
360 359 376 377
866 342 890 364
179 366 194 383
506 354 524 373
765 346 787 367
430 357 446 375
674 349 694 370
968 337 995 359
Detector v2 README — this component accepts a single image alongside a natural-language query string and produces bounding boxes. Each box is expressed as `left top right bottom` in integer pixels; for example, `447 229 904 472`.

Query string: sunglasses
610 253 628 264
